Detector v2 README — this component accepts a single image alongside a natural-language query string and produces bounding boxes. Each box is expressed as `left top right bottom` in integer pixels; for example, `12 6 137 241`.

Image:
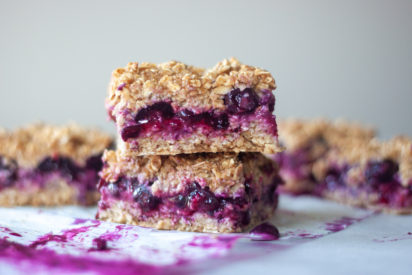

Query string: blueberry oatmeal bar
0 123 113 206
106 58 281 156
273 119 412 214
273 119 375 194
97 150 282 233
313 136 412 214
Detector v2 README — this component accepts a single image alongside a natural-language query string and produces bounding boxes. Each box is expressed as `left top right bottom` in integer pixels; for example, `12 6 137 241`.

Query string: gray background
0 0 411 139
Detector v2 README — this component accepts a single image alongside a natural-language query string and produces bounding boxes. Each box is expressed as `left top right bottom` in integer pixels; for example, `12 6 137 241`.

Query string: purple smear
325 217 360 233
30 224 100 248
0 238 180 275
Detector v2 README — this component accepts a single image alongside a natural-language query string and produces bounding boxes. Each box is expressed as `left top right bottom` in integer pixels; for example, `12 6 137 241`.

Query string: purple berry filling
120 88 277 141
0 154 104 202
98 176 281 227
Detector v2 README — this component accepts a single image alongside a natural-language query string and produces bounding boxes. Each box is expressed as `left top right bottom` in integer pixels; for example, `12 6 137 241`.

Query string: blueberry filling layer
319 159 412 208
99 177 280 226
120 88 277 141
0 154 104 192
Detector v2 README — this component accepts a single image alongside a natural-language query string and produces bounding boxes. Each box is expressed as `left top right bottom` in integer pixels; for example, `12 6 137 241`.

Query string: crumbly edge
277 118 376 151
323 189 412 215
0 180 99 206
107 57 276 117
98 196 276 233
0 123 113 167
101 150 277 195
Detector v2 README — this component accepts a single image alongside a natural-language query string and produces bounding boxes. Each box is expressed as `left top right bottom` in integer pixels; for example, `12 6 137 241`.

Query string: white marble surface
0 195 410 275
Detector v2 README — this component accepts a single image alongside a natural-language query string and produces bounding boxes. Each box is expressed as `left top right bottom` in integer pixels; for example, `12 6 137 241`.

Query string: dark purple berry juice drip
249 222 280 241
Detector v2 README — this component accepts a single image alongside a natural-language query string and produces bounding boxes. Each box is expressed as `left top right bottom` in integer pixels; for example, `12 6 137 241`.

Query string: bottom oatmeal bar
97 151 281 233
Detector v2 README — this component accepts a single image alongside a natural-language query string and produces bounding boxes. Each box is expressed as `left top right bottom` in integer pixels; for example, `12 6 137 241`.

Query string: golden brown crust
101 150 275 195
107 57 276 116
0 123 113 167
0 180 99 206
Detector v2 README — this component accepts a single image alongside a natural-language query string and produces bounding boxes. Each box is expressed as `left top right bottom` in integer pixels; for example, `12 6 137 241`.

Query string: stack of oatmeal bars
96 58 284 232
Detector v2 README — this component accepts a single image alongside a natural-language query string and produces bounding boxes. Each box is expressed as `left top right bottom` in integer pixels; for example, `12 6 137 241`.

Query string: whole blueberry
365 159 398 183
133 185 160 212
173 194 188 208
188 185 219 212
135 102 174 124
210 113 229 130
107 183 120 198
224 88 259 114
37 157 58 172
85 154 103 171
57 157 80 179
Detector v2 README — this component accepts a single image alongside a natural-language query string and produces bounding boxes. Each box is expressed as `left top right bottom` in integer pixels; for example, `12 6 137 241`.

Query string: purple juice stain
0 238 175 275
296 233 323 239
0 227 23 238
30 224 100 248
72 218 88 225
324 217 360 233
373 232 412 243
249 222 280 241
187 235 240 250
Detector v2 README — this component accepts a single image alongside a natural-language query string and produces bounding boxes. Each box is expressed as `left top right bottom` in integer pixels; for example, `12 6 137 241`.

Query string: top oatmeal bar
106 58 282 156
